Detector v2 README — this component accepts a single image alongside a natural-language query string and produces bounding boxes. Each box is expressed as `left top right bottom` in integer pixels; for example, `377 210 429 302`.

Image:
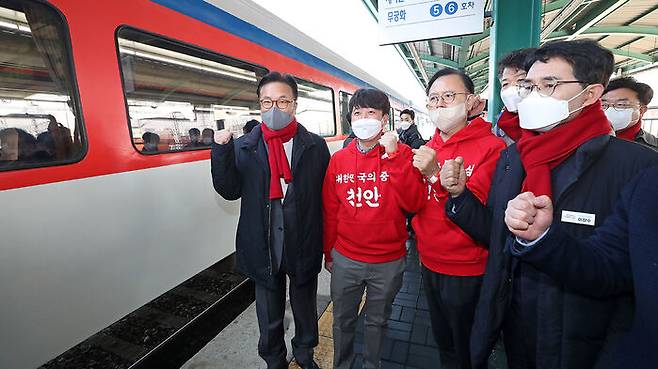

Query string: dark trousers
255 273 319 369
421 266 484 369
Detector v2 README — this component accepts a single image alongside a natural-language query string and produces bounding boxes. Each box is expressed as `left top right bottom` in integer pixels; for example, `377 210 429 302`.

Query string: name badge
561 210 596 226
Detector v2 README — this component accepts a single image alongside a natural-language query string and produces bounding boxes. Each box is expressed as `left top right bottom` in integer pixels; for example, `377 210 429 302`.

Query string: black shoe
299 360 320 369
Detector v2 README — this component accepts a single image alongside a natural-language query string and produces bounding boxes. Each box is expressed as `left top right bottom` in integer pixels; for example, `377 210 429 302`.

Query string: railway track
40 255 254 369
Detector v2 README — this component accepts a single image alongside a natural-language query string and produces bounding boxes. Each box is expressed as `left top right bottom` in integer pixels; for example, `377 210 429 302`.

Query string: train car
0 0 414 367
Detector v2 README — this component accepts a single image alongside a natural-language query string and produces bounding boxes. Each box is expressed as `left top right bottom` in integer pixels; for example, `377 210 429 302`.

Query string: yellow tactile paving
290 294 366 369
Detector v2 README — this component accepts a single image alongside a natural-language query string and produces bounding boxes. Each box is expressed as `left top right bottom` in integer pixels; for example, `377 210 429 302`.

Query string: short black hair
202 128 214 137
243 119 259 134
525 39 614 87
348 88 391 117
189 128 200 135
142 131 160 144
426 68 475 95
400 109 415 120
497 48 536 77
604 76 654 106
256 71 298 99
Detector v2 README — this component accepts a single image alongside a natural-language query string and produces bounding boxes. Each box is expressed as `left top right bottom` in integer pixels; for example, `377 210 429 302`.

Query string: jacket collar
240 123 316 174
636 129 658 147
552 134 609 203
508 134 611 203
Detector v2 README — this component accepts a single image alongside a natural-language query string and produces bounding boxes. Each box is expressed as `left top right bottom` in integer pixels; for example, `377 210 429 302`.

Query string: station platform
182 242 506 369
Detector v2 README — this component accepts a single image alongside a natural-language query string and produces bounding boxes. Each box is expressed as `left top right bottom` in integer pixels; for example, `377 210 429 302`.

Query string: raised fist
379 131 399 154
440 156 466 197
504 192 554 241
214 129 233 145
412 145 439 177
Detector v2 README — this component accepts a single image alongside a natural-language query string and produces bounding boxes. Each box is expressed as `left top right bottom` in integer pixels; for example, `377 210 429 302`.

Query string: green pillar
487 0 542 122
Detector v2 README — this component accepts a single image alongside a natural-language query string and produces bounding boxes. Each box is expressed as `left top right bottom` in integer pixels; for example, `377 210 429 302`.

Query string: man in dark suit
211 72 330 369
505 165 658 369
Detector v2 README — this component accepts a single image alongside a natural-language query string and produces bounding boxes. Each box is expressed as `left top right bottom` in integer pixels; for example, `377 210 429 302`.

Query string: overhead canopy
363 0 658 92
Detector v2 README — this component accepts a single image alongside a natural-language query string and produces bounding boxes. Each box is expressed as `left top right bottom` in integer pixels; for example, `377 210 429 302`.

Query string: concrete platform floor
182 242 507 369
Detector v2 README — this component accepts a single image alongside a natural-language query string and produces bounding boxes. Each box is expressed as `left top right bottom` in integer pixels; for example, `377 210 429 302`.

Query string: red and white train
0 0 417 367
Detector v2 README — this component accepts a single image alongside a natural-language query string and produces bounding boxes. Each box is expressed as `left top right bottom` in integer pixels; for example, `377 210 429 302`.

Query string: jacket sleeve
322 158 340 263
444 146 506 245
408 133 427 150
319 139 331 176
509 177 636 298
210 140 242 201
384 145 427 213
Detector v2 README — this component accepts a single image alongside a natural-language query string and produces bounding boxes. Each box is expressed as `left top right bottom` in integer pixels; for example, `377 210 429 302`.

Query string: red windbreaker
323 141 425 263
413 118 506 276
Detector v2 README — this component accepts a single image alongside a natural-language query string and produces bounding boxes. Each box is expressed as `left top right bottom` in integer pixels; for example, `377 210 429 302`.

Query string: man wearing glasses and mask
442 40 658 369
211 72 330 369
602 76 658 149
411 68 505 369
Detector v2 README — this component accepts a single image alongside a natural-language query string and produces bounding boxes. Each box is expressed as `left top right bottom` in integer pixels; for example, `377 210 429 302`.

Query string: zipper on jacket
259 143 274 276
266 201 273 276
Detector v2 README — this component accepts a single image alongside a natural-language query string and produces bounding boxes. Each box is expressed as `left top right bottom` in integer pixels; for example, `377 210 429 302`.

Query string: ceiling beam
467 61 489 75
565 0 629 41
465 52 488 67
420 54 460 69
408 43 429 84
616 36 643 50
544 0 571 13
435 37 463 48
610 48 655 63
540 0 589 40
457 36 473 68
546 25 658 40
599 3 658 46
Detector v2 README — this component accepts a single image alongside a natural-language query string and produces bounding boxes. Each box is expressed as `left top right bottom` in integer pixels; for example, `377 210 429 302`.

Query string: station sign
378 0 485 45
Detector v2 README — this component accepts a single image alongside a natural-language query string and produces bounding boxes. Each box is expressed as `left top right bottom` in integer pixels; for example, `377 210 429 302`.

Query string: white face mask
517 88 588 132
399 121 412 130
429 102 467 132
351 118 382 140
605 107 638 131
500 86 523 113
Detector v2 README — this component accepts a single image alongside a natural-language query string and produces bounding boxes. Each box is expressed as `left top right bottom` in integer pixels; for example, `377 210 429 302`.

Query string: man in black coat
601 76 658 149
396 108 426 149
211 72 330 369
441 40 658 369
504 165 658 369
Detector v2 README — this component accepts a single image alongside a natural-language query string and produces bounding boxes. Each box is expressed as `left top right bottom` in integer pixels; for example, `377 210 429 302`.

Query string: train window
339 91 352 135
393 109 401 129
0 0 85 171
293 77 335 137
116 28 268 154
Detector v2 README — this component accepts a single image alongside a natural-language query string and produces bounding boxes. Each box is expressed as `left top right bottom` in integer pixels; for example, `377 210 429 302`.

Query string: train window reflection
293 78 335 137
339 91 352 135
116 28 268 154
0 0 85 171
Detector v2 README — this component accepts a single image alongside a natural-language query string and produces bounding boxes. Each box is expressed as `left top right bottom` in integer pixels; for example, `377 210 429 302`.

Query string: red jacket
323 140 425 263
412 118 505 276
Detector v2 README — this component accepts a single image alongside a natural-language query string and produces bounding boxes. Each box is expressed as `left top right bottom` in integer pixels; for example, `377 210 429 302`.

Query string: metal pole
487 0 542 122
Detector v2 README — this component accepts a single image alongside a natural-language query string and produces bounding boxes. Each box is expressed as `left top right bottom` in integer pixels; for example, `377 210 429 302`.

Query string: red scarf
616 121 642 141
517 101 611 199
261 119 298 200
497 110 522 141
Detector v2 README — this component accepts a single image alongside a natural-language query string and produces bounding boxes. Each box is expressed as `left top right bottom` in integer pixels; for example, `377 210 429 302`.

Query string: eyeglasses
427 92 469 107
259 98 294 110
601 101 641 111
518 80 584 98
